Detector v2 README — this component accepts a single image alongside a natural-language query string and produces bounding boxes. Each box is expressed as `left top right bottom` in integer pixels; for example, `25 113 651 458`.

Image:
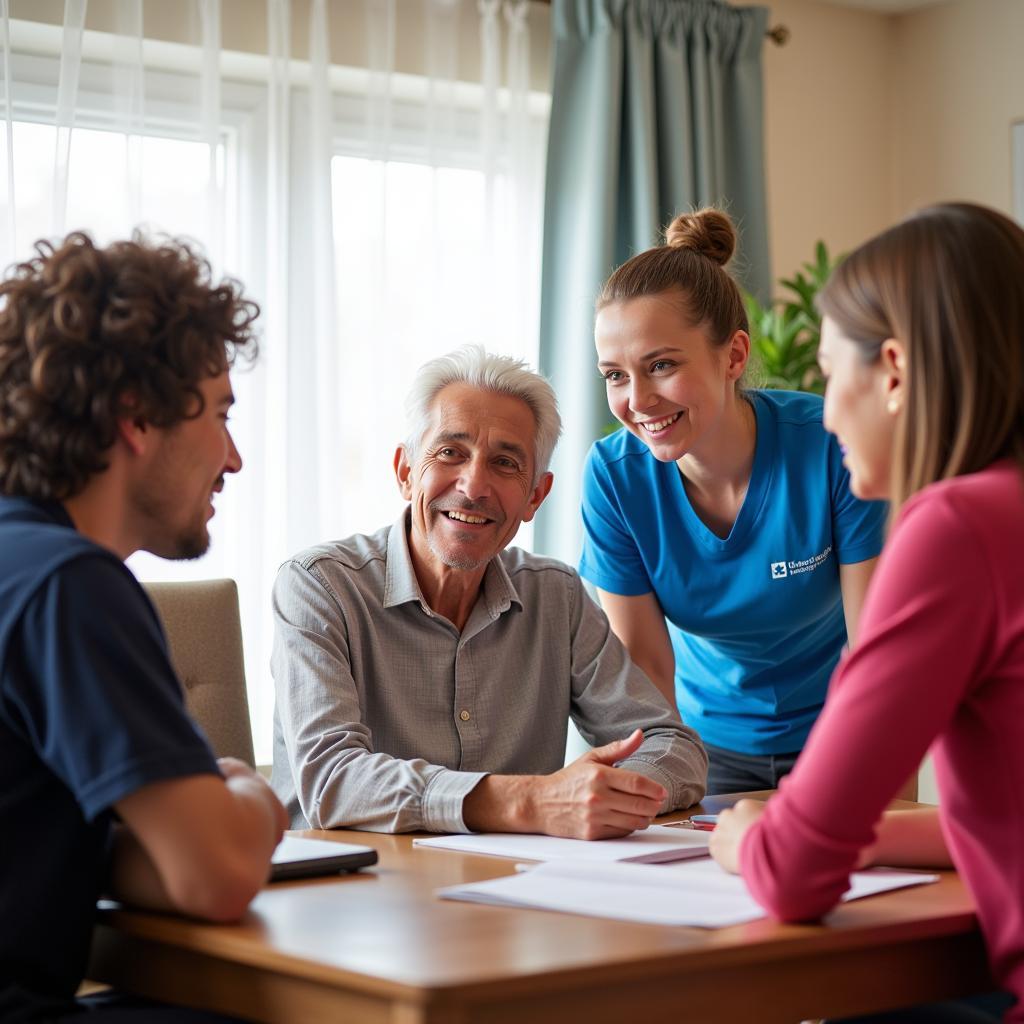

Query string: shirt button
459 709 471 722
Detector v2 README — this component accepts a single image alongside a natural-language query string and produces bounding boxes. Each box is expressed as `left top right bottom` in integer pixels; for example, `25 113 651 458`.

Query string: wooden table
87 796 993 1024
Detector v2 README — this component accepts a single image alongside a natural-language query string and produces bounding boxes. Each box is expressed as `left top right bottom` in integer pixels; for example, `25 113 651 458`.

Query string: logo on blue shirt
771 545 833 580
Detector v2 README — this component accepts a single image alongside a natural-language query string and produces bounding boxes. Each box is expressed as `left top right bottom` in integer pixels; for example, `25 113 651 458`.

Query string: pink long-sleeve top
740 460 1024 1020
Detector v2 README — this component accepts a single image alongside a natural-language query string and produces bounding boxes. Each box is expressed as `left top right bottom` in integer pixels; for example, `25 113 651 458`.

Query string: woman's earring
887 396 901 415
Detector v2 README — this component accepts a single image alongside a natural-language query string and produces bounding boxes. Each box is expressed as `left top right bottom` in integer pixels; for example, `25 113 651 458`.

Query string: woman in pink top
709 202 1024 1023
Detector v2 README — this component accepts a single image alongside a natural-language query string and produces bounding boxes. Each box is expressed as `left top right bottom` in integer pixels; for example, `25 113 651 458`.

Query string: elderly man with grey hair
271 345 707 836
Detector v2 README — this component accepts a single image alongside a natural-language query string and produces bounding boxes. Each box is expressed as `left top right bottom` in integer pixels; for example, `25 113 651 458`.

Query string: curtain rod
530 3 789 45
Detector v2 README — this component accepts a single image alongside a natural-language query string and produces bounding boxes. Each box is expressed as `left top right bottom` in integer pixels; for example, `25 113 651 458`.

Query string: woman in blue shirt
580 208 887 794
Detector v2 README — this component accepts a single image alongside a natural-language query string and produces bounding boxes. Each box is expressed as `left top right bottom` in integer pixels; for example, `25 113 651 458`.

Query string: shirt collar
383 509 428 611
383 508 523 619
0 495 76 530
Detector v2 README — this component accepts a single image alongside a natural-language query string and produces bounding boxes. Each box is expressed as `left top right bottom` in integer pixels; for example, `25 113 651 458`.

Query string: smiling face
395 382 553 582
595 293 748 464
818 316 900 501
131 370 242 559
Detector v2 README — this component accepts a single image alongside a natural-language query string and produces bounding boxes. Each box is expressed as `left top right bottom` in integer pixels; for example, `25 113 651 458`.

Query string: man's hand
218 757 290 834
526 728 668 839
708 798 765 874
463 728 667 839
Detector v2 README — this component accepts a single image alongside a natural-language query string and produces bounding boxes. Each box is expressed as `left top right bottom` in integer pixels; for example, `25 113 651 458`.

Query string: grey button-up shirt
271 512 707 833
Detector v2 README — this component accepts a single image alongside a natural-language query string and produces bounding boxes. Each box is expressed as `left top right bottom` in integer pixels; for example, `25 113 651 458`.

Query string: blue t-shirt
0 496 218 1020
579 390 886 755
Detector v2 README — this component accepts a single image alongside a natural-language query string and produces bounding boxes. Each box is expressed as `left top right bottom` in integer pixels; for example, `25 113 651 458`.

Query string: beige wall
892 0 1024 217
761 0 897 282
761 0 1024 281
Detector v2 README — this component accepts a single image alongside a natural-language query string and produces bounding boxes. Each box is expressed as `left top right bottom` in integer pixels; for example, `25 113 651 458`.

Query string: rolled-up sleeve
271 560 486 833
567 575 707 811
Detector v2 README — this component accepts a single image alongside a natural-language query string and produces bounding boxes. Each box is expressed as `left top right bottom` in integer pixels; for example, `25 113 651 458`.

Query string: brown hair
597 207 749 346
818 202 1024 510
0 232 259 500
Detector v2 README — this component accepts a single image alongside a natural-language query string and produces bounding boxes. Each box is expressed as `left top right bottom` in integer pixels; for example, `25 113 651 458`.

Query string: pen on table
671 814 718 831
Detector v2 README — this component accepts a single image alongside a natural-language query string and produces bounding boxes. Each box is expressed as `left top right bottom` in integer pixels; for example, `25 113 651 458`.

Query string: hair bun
665 208 736 266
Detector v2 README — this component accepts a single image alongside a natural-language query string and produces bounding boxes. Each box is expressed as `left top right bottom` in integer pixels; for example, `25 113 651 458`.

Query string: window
2 17 548 765
328 154 540 543
0 120 227 252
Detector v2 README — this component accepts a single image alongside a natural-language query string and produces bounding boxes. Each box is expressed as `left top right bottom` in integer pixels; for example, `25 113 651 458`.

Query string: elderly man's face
395 382 552 576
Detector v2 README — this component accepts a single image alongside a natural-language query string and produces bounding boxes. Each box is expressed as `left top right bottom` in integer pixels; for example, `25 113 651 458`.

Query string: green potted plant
745 240 842 395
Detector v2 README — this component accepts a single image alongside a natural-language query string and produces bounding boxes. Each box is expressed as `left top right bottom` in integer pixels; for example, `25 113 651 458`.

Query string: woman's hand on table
708 798 766 874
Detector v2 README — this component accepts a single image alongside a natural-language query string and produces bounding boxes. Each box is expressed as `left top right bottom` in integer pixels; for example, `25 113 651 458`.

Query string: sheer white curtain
0 0 548 764
330 0 546 544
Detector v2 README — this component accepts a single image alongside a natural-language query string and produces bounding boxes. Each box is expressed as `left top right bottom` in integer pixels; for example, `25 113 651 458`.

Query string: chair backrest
143 578 256 765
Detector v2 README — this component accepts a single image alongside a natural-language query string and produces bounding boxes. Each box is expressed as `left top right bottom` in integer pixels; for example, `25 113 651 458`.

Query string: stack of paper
438 858 939 928
413 824 711 864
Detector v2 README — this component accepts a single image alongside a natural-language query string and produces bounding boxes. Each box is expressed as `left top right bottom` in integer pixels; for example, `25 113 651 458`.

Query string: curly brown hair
0 232 259 500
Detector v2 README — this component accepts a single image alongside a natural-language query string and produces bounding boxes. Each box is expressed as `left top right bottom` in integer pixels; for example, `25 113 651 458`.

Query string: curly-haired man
0 234 287 1023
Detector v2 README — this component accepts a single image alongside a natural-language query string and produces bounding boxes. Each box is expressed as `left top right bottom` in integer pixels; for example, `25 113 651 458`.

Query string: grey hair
403 345 562 482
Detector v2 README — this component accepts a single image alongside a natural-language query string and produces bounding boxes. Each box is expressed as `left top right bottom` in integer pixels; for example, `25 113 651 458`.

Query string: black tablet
269 836 378 881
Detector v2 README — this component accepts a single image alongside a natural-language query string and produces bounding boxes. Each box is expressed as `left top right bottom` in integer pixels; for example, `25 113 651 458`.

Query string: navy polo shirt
0 496 218 1020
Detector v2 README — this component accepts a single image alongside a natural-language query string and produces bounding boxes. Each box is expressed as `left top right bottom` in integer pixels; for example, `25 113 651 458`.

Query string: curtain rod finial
766 24 790 46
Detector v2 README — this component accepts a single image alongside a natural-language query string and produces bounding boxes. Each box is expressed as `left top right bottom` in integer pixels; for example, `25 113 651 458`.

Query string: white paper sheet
437 857 939 928
413 824 711 864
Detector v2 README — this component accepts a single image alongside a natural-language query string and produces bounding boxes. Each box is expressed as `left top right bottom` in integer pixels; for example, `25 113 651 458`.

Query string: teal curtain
535 0 770 561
